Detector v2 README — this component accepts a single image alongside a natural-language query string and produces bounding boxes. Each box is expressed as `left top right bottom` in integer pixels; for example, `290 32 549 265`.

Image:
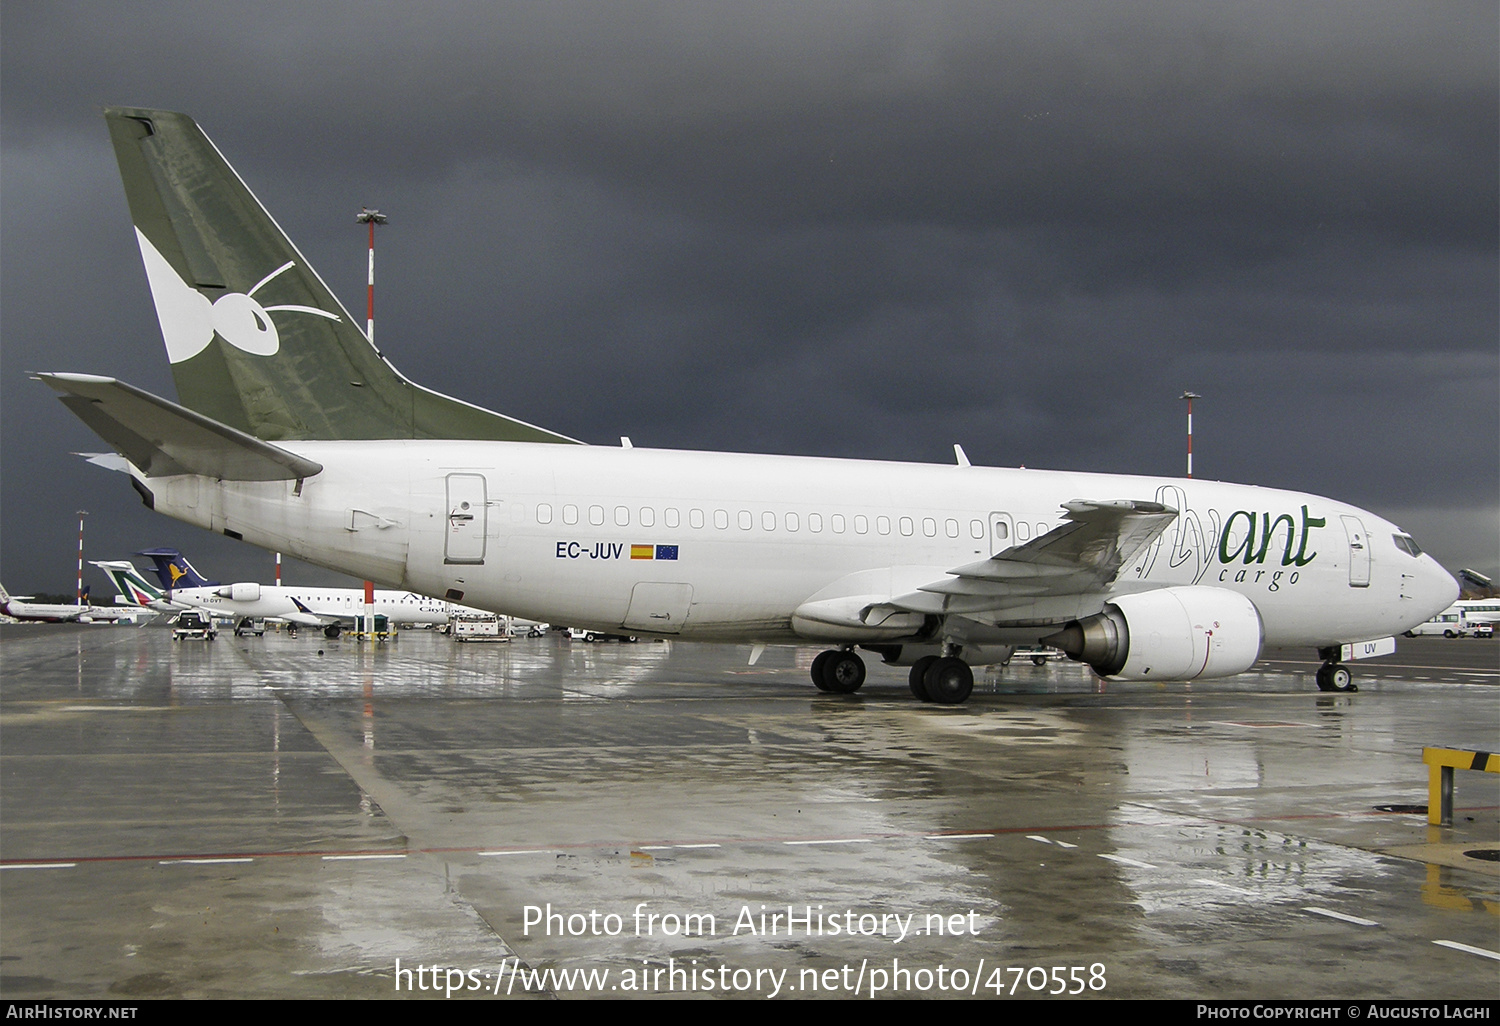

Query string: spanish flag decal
630 544 680 560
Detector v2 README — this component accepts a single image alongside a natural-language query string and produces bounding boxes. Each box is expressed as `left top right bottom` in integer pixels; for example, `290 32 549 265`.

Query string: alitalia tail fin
105 107 579 445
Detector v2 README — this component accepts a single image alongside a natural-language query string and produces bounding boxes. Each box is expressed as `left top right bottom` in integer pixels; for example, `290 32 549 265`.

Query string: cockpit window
1392 534 1423 557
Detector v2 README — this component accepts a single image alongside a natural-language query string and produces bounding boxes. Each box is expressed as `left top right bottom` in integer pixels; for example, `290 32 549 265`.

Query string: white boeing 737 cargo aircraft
39 108 1457 702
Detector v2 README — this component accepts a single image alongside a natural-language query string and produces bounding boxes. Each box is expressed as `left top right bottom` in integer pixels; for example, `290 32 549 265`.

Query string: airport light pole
356 207 388 347
1179 392 1200 479
355 208 387 632
75 511 88 606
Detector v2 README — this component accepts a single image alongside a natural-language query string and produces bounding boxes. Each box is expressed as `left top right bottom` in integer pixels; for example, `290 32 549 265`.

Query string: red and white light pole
356 207 387 347
1179 391 1201 479
75 510 88 606
355 208 387 632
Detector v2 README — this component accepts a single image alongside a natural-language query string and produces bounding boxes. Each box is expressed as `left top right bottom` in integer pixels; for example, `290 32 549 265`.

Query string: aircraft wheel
822 651 866 694
924 657 973 705
909 656 936 701
810 650 836 691
324 624 342 639
1031 655 1048 666
1315 662 1356 693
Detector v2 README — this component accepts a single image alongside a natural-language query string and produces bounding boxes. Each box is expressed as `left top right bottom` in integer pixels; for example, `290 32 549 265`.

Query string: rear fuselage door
1341 515 1370 588
444 473 488 565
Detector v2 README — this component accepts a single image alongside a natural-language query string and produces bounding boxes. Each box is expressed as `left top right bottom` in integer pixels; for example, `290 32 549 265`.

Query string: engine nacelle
217 582 261 602
1044 586 1263 681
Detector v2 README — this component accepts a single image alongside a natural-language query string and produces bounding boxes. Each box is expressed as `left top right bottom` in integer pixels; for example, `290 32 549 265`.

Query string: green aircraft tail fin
105 107 579 445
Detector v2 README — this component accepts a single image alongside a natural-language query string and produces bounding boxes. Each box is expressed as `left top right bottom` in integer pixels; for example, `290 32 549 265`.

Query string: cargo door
444 473 488 565
622 583 693 633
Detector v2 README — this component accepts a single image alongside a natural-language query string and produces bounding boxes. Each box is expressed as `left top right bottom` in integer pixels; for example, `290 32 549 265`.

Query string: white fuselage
131 440 1457 654
164 583 463 627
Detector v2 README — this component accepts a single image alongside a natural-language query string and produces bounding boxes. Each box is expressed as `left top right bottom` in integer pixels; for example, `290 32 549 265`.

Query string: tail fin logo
135 228 340 363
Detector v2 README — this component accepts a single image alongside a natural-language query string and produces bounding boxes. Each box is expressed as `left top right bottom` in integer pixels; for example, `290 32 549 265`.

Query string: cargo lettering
1218 505 1324 568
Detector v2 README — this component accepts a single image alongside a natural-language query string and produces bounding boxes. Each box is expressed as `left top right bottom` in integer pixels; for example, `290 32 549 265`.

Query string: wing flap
892 499 1177 615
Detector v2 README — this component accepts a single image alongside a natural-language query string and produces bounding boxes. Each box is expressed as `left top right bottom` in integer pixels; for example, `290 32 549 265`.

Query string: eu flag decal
655 545 679 561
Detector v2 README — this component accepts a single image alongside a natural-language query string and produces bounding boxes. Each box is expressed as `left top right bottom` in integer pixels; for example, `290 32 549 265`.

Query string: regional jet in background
38 108 1458 700
103 549 478 637
0 583 150 624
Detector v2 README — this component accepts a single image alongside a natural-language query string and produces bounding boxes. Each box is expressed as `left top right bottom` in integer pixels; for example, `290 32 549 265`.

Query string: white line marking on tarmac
924 833 993 840
0 863 75 870
1304 906 1379 927
159 858 254 865
784 838 875 846
1027 834 1053 844
322 853 407 861
1433 940 1500 961
674 843 722 849
479 850 551 856
1099 853 1157 869
1197 879 1257 896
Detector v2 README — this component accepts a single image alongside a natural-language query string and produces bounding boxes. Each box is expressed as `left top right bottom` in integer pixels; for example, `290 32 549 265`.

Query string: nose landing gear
1315 656 1356 692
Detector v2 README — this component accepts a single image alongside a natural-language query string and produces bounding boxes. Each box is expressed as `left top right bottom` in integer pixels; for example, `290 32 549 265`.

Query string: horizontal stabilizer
37 373 323 481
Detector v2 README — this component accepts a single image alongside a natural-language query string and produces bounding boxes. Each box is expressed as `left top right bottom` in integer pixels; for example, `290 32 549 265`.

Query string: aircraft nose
1419 557 1460 616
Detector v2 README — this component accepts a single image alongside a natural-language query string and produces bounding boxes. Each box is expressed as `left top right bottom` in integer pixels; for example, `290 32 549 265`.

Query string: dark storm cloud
2 1 1495 591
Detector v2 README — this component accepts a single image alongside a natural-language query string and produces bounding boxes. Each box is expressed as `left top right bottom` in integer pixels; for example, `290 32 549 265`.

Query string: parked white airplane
0 583 148 624
39 108 1457 700
97 551 474 637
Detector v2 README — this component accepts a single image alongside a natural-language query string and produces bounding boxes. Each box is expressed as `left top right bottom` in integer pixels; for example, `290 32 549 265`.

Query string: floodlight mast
354 207 388 632
355 207 388 348
75 510 89 606
1179 391 1201 478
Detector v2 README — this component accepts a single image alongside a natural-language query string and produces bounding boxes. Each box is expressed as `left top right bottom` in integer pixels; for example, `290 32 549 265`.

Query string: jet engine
217 582 261 602
1043 586 1263 681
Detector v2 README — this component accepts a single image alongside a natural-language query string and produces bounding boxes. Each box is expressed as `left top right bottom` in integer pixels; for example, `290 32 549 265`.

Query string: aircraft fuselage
133 439 1454 652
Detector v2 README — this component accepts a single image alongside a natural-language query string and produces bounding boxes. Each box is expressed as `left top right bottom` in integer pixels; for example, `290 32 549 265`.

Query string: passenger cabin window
563 504 579 526
691 508 705 529
615 506 630 527
923 518 937 538
808 513 823 533
537 503 554 525
1017 523 1031 541
738 510 753 530
640 507 656 528
786 512 799 532
589 505 605 526
945 519 959 538
714 509 729 530
762 511 776 531
832 514 845 533
665 508 680 529
971 520 985 539
854 515 869 535
899 517 913 536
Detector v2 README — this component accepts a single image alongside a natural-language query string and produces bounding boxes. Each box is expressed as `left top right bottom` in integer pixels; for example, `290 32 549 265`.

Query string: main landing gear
809 649 975 704
907 655 973 705
810 649 866 694
1315 648 1356 692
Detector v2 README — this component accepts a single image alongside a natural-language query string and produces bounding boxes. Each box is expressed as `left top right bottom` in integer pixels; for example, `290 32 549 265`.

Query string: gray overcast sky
2 1 1496 594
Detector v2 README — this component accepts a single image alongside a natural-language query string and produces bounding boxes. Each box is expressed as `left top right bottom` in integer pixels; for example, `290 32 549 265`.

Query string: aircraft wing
891 499 1178 615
